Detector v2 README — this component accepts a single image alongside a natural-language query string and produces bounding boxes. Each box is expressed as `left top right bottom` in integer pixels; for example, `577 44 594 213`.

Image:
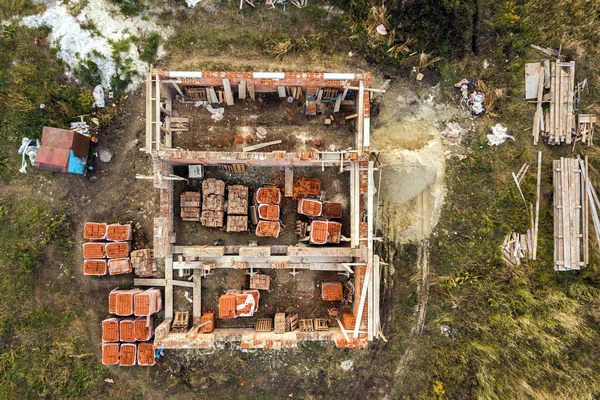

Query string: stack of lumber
201 179 225 228
577 114 596 145
501 232 531 266
526 60 575 145
553 157 588 271
180 191 201 221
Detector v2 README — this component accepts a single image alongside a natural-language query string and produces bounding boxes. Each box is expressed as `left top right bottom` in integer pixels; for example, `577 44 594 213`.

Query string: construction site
91 69 385 363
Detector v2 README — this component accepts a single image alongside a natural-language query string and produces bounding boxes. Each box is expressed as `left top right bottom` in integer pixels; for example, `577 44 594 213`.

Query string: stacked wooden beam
201 179 225 228
526 60 576 145
553 158 587 271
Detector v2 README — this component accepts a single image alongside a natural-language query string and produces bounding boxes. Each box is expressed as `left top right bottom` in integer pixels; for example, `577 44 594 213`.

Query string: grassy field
2 0 600 398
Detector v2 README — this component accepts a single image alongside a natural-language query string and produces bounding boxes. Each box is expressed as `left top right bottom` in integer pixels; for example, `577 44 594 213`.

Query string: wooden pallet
299 319 314 332
314 318 329 331
172 311 189 333
249 274 270 290
274 313 286 334
167 117 189 132
186 87 207 101
287 313 299 331
219 163 247 173
255 318 273 332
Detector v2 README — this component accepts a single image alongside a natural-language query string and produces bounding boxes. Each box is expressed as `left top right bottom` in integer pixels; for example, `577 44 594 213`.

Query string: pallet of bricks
180 191 201 222
226 185 249 233
255 187 282 237
83 223 132 276
201 178 225 228
102 287 162 366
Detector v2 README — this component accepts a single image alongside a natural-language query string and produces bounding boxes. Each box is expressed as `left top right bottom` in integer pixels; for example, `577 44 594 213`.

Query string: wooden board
284 167 293 197
239 80 247 99
525 62 542 100
223 78 234 106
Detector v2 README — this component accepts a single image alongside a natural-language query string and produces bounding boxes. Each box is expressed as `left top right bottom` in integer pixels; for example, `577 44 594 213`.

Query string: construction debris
131 249 157 277
525 59 576 145
501 232 531 266
576 114 596 145
487 124 514 146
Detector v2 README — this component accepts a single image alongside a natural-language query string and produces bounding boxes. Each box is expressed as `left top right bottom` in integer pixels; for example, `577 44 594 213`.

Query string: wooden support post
155 73 161 151
171 81 184 101
239 80 247 99
357 81 365 153
336 318 350 342
165 255 173 319
277 86 286 98
208 87 218 103
247 81 255 100
193 269 201 322
145 71 152 153
533 151 542 260
223 78 234 106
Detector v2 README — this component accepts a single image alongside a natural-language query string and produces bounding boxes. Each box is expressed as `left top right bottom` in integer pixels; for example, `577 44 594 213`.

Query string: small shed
34 127 90 174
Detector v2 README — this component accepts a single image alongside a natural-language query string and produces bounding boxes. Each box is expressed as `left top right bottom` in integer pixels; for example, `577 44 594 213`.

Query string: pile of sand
372 85 453 243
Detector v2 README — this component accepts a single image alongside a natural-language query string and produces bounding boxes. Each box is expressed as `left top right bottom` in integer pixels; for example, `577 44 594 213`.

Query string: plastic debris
470 92 485 116
441 122 462 140
340 360 354 371
71 121 90 135
93 85 105 108
98 150 113 163
255 127 268 139
18 137 40 174
487 124 515 146
39 103 45 109
205 104 224 121
376 24 387 35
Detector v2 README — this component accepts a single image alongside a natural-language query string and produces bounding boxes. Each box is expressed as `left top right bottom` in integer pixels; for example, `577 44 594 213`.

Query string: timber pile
180 191 200 221
553 157 588 271
501 232 531 266
201 179 225 228
577 114 597 145
525 60 575 145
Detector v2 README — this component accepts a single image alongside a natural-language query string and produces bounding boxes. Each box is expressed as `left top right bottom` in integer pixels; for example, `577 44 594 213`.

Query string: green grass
0 198 110 398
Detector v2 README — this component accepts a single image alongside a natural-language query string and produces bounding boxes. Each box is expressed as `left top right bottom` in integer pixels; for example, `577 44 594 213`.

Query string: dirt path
395 239 430 379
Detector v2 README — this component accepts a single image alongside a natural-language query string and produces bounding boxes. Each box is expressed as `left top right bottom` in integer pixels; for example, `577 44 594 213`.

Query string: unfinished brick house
136 69 383 350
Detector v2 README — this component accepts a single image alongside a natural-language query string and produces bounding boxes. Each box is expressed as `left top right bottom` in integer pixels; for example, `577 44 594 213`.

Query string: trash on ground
98 150 113 163
206 104 224 121
18 137 40 174
487 124 514 146
376 24 387 35
441 122 462 140
93 85 105 108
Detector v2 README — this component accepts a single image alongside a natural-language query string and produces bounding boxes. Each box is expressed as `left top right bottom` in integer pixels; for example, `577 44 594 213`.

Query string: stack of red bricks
201 179 225 228
83 222 133 276
226 185 248 232
102 287 162 366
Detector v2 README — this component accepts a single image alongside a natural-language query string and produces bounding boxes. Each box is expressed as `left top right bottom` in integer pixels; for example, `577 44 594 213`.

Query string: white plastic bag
487 124 515 146
93 85 105 108
18 137 40 173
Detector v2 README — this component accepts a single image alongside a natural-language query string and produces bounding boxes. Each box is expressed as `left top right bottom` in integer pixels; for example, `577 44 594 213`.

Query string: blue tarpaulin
68 150 87 175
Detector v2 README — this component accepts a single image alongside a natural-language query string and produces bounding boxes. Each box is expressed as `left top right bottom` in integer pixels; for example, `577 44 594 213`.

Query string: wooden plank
247 81 255 100
239 80 247 99
165 255 173 319
366 161 375 340
223 78 234 106
284 167 293 197
525 62 542 100
357 80 365 153
585 156 589 264
155 73 161 151
549 63 556 142
193 270 201 321
562 158 571 270
350 161 356 248
134 278 166 286
242 140 282 152
208 87 219 103
336 318 350 342
334 96 342 113
353 264 371 338
574 158 582 267
533 70 544 145
145 71 152 153
277 86 286 98
533 151 542 260
171 81 184 100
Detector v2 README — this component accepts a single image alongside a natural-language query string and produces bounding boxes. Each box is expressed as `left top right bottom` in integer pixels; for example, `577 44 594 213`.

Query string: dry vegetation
2 0 600 398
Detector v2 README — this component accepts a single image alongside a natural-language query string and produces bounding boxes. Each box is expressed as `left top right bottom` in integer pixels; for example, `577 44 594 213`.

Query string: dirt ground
172 92 356 152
